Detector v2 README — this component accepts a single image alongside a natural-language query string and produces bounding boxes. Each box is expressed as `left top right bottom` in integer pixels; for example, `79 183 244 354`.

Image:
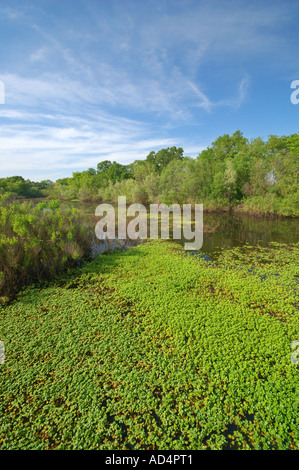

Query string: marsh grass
0 195 93 299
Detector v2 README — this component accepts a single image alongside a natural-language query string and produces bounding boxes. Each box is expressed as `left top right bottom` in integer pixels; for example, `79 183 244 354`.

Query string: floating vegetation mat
0 240 298 450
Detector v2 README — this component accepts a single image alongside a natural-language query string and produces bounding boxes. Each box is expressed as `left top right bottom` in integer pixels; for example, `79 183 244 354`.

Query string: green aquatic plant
0 240 298 449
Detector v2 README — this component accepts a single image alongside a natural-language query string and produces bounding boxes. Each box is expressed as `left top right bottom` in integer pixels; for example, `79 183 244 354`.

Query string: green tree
146 147 184 174
97 160 112 174
105 161 132 183
209 130 248 161
159 158 193 205
97 160 133 184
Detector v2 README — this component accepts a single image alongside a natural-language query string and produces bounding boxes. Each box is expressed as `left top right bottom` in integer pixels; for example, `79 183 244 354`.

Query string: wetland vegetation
0 130 298 450
0 240 298 449
1 131 299 217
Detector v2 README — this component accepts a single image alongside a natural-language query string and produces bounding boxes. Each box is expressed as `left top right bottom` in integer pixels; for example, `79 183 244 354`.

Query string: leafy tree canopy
146 146 184 174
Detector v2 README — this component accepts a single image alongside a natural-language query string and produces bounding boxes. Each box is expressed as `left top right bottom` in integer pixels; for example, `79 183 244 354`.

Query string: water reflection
200 212 298 253
69 201 299 256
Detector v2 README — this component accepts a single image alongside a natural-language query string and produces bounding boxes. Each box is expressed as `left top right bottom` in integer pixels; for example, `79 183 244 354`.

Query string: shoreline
10 195 299 219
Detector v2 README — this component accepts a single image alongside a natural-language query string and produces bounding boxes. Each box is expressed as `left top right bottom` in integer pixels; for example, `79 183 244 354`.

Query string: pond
68 200 299 256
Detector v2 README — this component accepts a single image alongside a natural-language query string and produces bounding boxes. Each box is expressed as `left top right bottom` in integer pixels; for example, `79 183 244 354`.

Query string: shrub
0 195 93 298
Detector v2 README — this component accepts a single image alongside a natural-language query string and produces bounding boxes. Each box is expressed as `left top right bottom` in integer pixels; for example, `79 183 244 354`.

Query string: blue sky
0 0 299 181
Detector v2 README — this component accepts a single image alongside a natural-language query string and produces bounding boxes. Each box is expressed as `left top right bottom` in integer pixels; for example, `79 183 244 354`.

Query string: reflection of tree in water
201 213 299 253
67 200 298 255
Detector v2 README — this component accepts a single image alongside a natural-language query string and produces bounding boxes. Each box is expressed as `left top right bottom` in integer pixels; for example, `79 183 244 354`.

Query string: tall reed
0 195 93 298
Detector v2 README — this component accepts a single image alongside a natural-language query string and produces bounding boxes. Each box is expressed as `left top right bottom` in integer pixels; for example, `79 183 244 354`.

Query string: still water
70 201 299 256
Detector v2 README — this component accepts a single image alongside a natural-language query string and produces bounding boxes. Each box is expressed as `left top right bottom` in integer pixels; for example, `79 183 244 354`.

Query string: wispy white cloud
186 81 213 112
29 47 48 63
0 0 298 180
4 1 295 115
0 109 178 179
0 6 25 21
214 74 251 110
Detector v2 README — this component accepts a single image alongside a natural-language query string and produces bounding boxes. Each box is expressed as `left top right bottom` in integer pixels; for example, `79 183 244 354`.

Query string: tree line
1 130 298 216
